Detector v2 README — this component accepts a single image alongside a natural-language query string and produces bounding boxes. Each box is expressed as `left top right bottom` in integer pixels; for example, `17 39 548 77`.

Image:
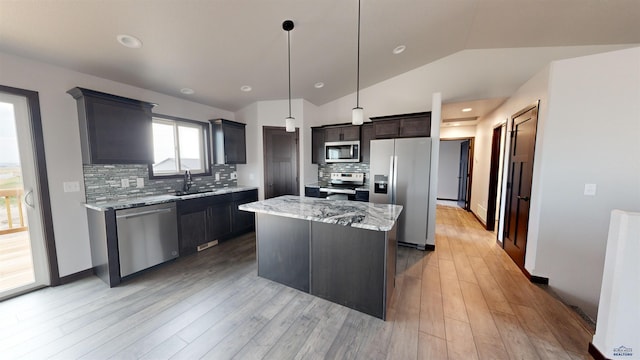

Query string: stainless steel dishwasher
115 202 179 277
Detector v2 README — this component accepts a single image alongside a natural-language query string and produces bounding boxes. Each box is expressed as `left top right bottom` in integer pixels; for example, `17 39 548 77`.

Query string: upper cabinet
210 119 246 164
311 127 326 165
371 112 431 139
360 123 375 163
68 87 155 164
324 125 360 142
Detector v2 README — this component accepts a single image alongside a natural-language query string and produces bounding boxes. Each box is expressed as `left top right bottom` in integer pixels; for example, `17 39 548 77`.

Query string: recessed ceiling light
392 45 406 55
462 107 472 112
116 34 142 49
240 85 252 92
453 123 461 127
314 82 325 89
180 88 195 95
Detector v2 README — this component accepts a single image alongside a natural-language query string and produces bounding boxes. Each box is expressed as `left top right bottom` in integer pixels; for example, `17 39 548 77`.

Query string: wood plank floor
0 205 594 359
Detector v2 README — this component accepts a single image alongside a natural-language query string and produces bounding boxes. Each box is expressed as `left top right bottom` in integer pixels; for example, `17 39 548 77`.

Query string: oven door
320 188 356 201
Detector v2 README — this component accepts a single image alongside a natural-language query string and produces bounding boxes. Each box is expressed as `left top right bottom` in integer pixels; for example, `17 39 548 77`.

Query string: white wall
437 140 462 200
440 125 476 139
237 98 311 200
532 47 640 319
0 51 234 277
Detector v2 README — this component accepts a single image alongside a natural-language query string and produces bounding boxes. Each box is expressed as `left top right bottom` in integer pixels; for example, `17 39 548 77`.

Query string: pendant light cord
287 28 292 118
356 0 361 108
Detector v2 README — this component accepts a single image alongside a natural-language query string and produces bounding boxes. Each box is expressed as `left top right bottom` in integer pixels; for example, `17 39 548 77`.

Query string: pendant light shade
285 116 295 132
352 0 364 125
352 107 364 125
283 20 295 132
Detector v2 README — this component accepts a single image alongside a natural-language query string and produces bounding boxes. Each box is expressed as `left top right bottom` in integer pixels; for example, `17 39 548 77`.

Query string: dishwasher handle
116 208 173 219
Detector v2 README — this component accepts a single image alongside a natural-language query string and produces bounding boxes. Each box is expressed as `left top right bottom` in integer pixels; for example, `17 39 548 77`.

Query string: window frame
148 114 211 179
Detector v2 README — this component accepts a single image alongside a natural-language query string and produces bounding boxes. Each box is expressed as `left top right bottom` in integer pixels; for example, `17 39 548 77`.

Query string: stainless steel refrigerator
369 138 431 249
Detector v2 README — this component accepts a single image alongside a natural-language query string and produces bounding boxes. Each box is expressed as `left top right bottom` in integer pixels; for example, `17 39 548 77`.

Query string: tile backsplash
83 164 237 202
318 162 370 185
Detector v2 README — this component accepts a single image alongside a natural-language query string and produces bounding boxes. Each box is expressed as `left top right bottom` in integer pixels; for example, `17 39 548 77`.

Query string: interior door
263 127 299 199
457 140 470 209
504 105 538 269
0 90 51 299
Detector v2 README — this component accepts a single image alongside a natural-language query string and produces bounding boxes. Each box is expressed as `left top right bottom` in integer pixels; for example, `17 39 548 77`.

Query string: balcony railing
0 188 27 235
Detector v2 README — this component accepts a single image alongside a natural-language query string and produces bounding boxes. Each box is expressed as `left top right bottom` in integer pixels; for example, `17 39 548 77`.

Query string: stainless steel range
320 172 365 200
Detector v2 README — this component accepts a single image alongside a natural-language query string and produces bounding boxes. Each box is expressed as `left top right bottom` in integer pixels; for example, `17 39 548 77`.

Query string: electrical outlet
121 179 130 188
63 181 80 193
136 178 144 188
231 172 237 180
584 183 597 196
215 173 220 181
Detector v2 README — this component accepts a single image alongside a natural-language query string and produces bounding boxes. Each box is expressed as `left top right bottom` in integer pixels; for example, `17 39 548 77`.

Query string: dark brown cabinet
311 127 326 164
371 112 431 139
360 123 375 163
67 87 155 164
231 189 258 234
177 189 257 255
324 125 360 142
210 119 247 164
177 194 233 255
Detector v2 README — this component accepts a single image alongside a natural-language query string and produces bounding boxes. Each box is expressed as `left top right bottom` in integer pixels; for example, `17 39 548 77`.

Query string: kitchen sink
174 189 217 196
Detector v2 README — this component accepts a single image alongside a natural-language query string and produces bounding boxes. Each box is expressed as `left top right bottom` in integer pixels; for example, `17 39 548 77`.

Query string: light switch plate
584 183 597 196
136 178 144 188
231 172 237 180
63 181 80 193
121 179 130 188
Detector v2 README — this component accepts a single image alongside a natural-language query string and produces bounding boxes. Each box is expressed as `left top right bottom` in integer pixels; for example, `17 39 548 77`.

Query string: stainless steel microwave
325 141 360 163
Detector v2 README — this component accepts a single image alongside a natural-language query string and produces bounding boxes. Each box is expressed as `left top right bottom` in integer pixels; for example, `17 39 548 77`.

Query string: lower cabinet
177 189 258 255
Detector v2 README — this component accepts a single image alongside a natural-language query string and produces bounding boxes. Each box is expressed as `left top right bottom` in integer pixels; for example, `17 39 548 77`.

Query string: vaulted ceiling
1 0 639 112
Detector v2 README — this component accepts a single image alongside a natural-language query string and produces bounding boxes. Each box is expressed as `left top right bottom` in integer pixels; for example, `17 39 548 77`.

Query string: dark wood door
504 105 538 269
486 125 504 231
263 127 299 199
457 140 470 209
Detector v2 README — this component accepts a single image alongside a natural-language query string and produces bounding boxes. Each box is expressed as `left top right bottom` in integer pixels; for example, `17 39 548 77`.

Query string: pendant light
283 20 295 132
352 0 364 125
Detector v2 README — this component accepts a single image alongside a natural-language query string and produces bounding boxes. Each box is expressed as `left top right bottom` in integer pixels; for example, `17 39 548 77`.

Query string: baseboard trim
523 268 549 285
58 268 94 285
588 342 610 360
470 210 486 227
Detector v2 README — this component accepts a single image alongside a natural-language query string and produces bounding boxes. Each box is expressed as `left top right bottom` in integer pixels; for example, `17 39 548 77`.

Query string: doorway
0 86 57 300
437 138 473 210
263 126 299 199
503 103 539 270
486 124 507 232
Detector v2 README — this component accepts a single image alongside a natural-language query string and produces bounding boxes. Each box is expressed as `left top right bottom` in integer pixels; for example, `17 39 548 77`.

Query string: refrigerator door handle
392 156 398 204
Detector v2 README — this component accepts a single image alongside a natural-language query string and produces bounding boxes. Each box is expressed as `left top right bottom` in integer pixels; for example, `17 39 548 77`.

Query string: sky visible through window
0 102 20 166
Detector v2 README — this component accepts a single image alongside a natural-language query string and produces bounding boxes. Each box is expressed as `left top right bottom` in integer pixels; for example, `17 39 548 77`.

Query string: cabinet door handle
517 195 530 201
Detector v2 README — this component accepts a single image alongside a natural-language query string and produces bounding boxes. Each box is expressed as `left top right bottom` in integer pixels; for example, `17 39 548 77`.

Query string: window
150 115 210 177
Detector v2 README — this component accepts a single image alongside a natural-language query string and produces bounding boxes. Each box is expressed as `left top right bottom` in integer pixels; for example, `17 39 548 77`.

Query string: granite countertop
239 195 402 231
85 186 258 211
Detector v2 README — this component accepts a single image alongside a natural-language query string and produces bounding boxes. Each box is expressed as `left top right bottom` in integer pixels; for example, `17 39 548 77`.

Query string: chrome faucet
183 170 193 193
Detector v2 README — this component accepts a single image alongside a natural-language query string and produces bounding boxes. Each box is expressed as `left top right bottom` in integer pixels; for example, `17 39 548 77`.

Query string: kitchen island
239 195 402 319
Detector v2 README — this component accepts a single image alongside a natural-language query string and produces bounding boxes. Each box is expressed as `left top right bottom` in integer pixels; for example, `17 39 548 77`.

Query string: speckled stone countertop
85 186 258 211
239 195 402 231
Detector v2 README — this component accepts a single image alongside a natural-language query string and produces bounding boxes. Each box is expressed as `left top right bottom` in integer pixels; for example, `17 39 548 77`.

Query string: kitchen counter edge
85 186 259 211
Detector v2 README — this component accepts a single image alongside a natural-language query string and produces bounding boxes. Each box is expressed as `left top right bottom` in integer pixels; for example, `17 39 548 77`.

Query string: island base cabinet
311 222 390 319
256 214 310 292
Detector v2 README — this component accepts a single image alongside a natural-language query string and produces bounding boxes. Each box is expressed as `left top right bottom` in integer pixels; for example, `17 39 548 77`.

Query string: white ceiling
1 0 639 112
